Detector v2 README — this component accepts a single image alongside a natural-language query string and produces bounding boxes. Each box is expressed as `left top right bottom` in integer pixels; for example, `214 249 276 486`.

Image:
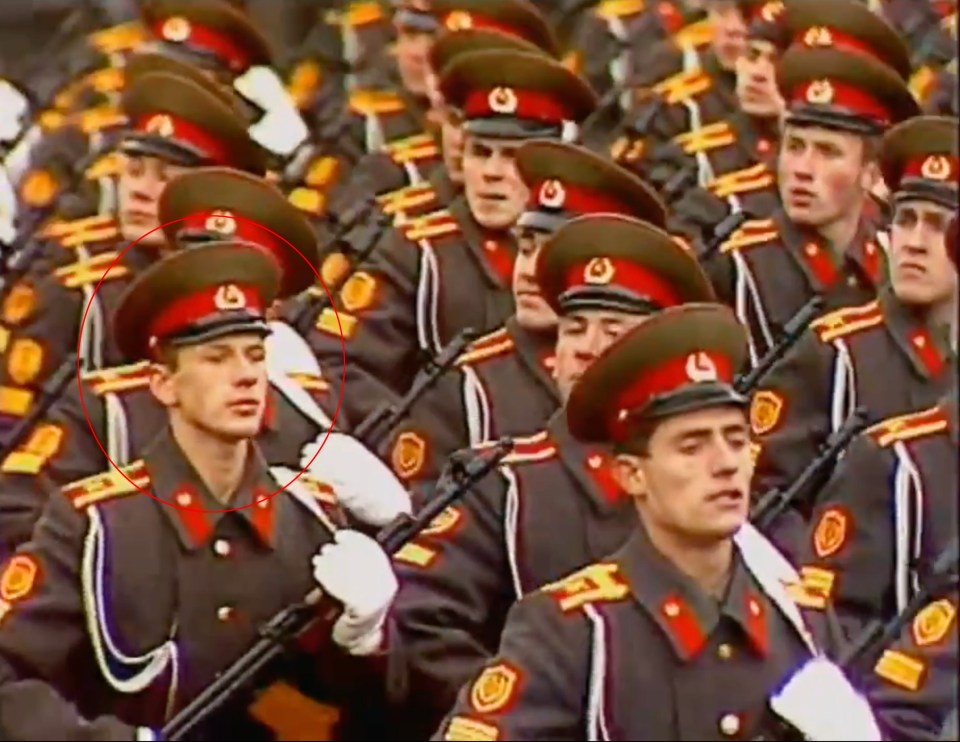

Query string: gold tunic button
720 713 741 736
718 643 733 660
213 539 231 557
217 606 234 622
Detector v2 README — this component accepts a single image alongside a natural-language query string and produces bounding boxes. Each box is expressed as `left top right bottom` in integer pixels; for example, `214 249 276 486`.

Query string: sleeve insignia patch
912 599 956 647
422 506 462 538
19 168 58 208
812 507 849 558
391 431 426 481
1 283 37 326
0 554 40 602
338 271 377 313
469 662 521 715
8 338 44 386
1 423 65 475
320 251 352 287
749 390 785 436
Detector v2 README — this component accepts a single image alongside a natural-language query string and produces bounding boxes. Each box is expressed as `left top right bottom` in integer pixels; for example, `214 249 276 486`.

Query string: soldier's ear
612 453 648 501
148 361 178 408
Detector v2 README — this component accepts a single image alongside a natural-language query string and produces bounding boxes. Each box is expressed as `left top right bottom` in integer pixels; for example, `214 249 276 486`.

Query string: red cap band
133 113 234 165
440 10 529 41
152 17 252 73
902 154 959 184
563 257 682 308
149 282 264 343
528 179 633 216
180 211 284 253
608 351 735 441
794 26 882 62
791 78 891 124
464 87 571 124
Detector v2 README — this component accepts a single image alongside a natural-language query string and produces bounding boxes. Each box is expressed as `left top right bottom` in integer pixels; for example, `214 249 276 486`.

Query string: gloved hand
0 79 28 144
769 657 882 741
234 65 309 157
311 530 398 656
301 432 411 527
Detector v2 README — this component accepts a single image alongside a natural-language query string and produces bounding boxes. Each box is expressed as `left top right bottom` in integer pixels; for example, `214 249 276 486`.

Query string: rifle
352 327 481 449
754 539 960 741
750 408 868 532
0 358 72 454
161 437 515 741
699 209 748 263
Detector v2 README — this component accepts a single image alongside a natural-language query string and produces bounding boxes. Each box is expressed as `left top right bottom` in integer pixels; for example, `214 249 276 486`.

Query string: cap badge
145 114 175 137
685 352 718 382
489 87 518 115
803 26 833 47
805 79 834 105
584 257 615 285
161 16 191 43
445 10 473 30
214 284 247 311
538 180 566 209
760 1 785 22
205 210 237 235
921 155 951 181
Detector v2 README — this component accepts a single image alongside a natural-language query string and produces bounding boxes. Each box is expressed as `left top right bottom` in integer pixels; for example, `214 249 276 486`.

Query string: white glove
770 657 882 741
0 79 28 144
311 530 398 655
234 66 308 157
302 431 412 527
0 166 16 246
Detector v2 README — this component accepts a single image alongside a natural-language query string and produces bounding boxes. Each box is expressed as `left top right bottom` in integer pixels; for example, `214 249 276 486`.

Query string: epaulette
290 472 339 507
707 163 775 199
810 300 883 344
349 89 406 117
400 208 460 242
1 422 66 476
82 361 152 396
673 17 714 49
672 121 735 155
88 21 148 55
910 64 937 101
53 252 129 290
652 68 712 105
383 133 439 165
865 404 949 449
288 371 330 394
83 67 125 96
40 215 119 249
85 151 123 181
719 218 779 254
376 182 439 220
595 0 645 20
541 561 631 613
288 187 326 217
455 326 515 367
63 459 151 510
304 155 341 190
73 104 126 135
331 1 386 28
476 430 557 465
286 59 322 111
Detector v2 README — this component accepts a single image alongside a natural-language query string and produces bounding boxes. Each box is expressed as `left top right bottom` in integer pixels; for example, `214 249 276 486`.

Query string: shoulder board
338 1 386 28
82 361 152 396
541 562 631 613
719 218 779 253
290 472 339 507
476 430 557 465
40 214 116 240
85 151 123 181
288 187 326 216
810 300 883 344
674 17 714 49
652 69 712 105
72 104 126 135
84 66 124 96
42 215 119 249
383 132 436 155
376 182 438 218
865 405 949 449
401 209 460 242
287 371 330 394
53 252 129 290
286 59 322 110
88 20 147 55
707 163 775 199
349 89 406 116
386 138 439 165
63 459 150 510
595 0 645 20
909 64 937 101
672 121 735 155
304 155 341 189
456 326 515 367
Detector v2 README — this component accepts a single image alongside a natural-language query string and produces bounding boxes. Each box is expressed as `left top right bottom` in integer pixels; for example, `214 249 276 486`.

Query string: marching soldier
706 12 919 366
299 47 598 432
386 213 714 735
749 115 958 540
0 240 399 739
433 303 881 742
0 68 267 432
380 141 670 489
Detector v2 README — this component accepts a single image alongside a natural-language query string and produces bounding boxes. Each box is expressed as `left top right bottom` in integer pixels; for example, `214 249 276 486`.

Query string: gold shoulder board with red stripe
541 562 631 613
288 371 330 394
707 163 775 199
63 459 150 510
653 69 712 105
719 218 779 254
456 327 515 367
401 208 461 242
286 59 323 110
673 121 736 155
338 1 386 28
85 151 123 181
674 17 715 48
53 252 129 290
810 300 883 344
376 182 439 218
865 405 949 449
476 430 558 466
88 21 148 55
41 214 119 249
74 104 126 135
82 361 153 396
595 0 645 20
383 133 439 164
349 89 406 117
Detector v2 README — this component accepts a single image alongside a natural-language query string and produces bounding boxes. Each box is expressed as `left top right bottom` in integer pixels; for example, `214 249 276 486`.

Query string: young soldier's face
555 309 648 400
512 227 556 331
394 26 434 96
616 406 753 541
462 134 529 230
708 0 748 71
778 124 874 227
890 199 958 306
150 333 268 442
117 154 190 246
734 40 784 118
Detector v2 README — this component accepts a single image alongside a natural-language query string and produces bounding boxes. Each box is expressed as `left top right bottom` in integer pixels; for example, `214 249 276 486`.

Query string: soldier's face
394 26 434 96
463 135 529 230
778 125 873 226
615 406 753 541
734 40 784 118
890 199 958 306
117 154 190 246
150 333 268 442
555 310 648 401
708 1 748 71
512 227 557 330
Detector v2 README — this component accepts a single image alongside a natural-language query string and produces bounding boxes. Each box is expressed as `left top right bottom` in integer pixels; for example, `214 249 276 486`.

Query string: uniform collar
546 411 625 513
143 427 278 551
504 316 559 400
616 524 771 662
880 286 952 379
450 195 517 289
